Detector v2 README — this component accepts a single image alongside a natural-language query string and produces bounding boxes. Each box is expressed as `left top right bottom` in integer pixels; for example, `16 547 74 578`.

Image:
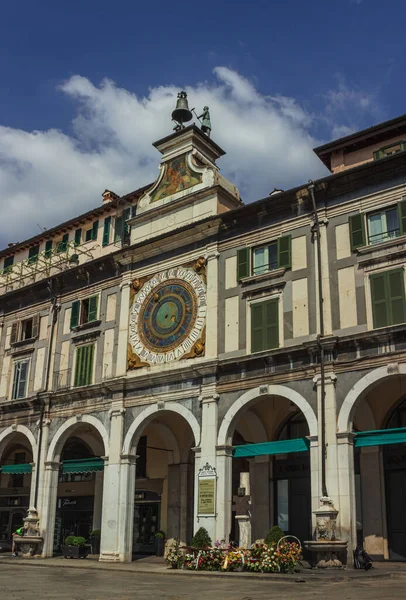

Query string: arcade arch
218 386 316 545
123 404 198 557
0 428 35 552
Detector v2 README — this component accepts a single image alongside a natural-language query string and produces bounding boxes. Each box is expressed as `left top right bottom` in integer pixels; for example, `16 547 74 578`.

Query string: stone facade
1 119 406 562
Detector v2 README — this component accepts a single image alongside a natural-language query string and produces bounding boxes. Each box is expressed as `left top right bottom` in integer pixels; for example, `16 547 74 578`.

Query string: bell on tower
171 91 193 131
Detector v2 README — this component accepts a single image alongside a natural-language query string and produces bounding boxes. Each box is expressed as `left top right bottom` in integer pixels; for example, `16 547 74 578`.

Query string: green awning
62 458 104 474
1 463 32 474
354 427 406 448
233 437 310 458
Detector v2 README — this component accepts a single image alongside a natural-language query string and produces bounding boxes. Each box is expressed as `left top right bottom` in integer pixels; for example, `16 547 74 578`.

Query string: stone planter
61 545 90 559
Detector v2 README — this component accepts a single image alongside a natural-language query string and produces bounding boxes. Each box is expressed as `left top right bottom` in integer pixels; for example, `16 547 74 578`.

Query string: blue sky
0 0 405 247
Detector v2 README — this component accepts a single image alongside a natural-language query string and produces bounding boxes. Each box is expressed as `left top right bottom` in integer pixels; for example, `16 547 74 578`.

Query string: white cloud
0 67 364 247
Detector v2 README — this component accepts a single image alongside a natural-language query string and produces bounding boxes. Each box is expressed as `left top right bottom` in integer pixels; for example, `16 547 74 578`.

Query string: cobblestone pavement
1 564 406 600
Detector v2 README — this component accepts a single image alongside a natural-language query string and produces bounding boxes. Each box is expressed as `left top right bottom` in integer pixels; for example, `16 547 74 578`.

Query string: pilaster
41 461 60 558
116 279 131 377
204 245 220 359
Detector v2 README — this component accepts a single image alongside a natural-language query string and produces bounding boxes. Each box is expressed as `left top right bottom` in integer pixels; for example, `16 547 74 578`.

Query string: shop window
276 479 289 532
349 200 406 250
237 235 291 279
370 269 406 328
11 359 30 400
70 295 99 329
10 314 39 344
250 298 279 353
74 344 95 387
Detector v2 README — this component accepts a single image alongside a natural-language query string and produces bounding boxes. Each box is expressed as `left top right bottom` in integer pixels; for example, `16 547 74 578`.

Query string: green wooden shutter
251 299 279 352
265 299 279 349
237 248 250 280
28 245 39 264
251 303 264 352
32 314 40 338
102 217 111 247
349 214 366 251
398 199 406 236
10 322 19 344
70 300 80 329
74 228 82 247
74 346 83 387
277 235 291 269
3 255 14 273
87 296 98 323
91 220 99 241
86 345 94 384
388 269 406 326
45 240 53 258
370 273 388 328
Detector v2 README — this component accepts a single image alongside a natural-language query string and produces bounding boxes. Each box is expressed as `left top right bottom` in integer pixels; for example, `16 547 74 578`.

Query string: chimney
102 189 119 204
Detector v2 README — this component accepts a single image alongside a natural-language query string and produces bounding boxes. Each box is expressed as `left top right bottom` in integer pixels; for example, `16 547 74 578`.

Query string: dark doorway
132 492 161 555
385 445 406 560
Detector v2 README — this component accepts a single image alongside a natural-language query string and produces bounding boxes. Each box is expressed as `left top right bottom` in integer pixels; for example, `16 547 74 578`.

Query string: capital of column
215 444 233 457
313 372 337 387
336 431 356 445
205 250 220 261
108 407 126 419
120 454 137 466
199 393 220 404
44 461 60 472
120 278 132 291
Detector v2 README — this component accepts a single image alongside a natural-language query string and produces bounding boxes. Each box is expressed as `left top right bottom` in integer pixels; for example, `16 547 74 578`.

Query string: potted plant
61 536 90 559
155 530 165 557
89 529 101 555
191 527 212 549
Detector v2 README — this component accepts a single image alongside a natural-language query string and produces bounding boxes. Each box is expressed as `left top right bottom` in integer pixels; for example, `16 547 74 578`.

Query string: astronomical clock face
129 266 207 367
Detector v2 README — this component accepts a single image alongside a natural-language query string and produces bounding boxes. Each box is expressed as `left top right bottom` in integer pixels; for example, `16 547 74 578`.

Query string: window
124 206 137 221
349 200 406 250
367 207 400 245
10 314 39 344
373 141 405 161
237 235 291 279
102 216 111 247
28 245 39 264
70 295 99 329
56 233 69 253
251 298 279 353
74 344 95 387
3 256 14 274
370 269 406 328
85 220 99 242
12 359 30 399
136 436 147 479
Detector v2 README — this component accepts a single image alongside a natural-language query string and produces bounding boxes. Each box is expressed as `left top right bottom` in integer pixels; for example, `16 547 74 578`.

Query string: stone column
116 455 137 562
99 406 125 562
314 372 339 508
92 471 104 531
41 461 60 557
309 435 320 538
215 445 233 543
204 246 220 359
36 418 51 517
336 432 357 556
179 462 193 545
194 393 218 542
29 463 37 508
115 279 131 377
167 464 181 541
